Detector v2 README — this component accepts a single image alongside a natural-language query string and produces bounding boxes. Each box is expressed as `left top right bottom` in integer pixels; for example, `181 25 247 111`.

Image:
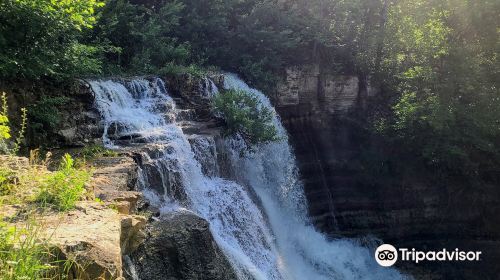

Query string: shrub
28 96 69 131
213 89 279 145
0 168 16 196
0 92 27 155
28 96 69 146
0 0 104 79
36 154 91 211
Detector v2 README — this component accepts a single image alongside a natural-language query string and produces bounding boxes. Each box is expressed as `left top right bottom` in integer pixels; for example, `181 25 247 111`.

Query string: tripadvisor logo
374 244 482 267
375 244 398 267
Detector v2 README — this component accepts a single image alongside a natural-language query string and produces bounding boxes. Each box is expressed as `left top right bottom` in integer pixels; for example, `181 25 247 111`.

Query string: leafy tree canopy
0 0 104 79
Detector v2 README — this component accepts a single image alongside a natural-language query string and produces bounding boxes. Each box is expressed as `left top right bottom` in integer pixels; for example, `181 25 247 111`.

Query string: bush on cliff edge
213 89 279 146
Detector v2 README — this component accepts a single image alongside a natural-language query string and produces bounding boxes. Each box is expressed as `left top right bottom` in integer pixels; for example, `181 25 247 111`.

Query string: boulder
130 212 236 280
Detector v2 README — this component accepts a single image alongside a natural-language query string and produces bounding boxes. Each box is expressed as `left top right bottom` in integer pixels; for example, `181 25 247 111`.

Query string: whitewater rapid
89 75 406 280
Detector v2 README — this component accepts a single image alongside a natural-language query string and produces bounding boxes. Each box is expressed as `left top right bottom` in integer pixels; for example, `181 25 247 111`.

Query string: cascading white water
90 76 407 280
222 74 405 280
90 78 176 146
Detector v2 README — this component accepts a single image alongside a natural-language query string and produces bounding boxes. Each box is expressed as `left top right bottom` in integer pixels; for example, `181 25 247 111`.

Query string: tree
90 0 189 74
0 0 104 79
375 0 500 179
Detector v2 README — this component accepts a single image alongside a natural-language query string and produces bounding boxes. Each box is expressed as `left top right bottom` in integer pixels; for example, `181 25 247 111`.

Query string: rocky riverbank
0 73 237 280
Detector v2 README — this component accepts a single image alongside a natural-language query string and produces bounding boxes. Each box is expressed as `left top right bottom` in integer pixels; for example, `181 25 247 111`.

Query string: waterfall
90 76 406 280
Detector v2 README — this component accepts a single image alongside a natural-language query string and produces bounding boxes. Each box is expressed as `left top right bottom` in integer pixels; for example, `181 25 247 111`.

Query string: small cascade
90 76 406 280
89 78 176 146
123 255 140 280
200 76 219 98
188 135 219 177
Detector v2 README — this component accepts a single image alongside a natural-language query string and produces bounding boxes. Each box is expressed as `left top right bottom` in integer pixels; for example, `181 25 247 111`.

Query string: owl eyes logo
375 244 398 267
378 250 396 261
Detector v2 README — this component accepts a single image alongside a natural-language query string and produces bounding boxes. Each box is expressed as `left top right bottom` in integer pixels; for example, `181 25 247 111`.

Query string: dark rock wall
0 80 102 149
273 64 500 279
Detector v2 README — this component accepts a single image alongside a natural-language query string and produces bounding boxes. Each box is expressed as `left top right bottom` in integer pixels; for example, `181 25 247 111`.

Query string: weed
36 154 91 211
78 144 118 161
0 92 27 155
0 220 51 280
0 168 16 196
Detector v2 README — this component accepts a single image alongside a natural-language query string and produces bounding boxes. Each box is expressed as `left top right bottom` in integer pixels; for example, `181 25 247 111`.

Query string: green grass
0 221 53 280
0 153 93 280
36 154 91 211
0 219 79 280
78 144 118 161
0 222 49 279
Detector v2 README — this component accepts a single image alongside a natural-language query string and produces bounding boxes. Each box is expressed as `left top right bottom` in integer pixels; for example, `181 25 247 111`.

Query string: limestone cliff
273 64 500 279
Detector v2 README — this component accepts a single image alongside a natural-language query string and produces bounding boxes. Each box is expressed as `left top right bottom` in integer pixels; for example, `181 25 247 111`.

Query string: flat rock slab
42 202 124 279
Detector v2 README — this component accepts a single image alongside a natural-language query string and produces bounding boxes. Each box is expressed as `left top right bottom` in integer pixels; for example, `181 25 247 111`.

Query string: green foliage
159 63 208 78
0 0 498 188
0 0 104 79
0 222 52 280
372 0 500 180
168 0 319 90
0 218 76 280
0 94 10 141
213 89 279 145
0 168 16 196
0 93 27 155
90 0 190 75
36 154 91 211
78 144 118 161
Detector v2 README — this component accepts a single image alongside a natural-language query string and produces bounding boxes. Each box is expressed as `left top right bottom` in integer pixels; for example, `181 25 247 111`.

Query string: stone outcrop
46 154 147 280
41 203 147 280
52 87 102 147
273 64 370 232
0 153 147 280
130 212 236 280
43 203 126 280
165 73 224 121
92 156 142 215
275 64 376 115
0 80 103 149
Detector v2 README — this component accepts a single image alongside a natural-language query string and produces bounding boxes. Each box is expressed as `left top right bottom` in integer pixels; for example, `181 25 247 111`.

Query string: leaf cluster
213 89 279 146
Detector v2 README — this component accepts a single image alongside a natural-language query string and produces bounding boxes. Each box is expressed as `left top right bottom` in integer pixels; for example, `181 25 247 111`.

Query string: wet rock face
273 64 374 234
189 135 219 177
132 146 188 202
165 73 224 121
130 212 236 280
